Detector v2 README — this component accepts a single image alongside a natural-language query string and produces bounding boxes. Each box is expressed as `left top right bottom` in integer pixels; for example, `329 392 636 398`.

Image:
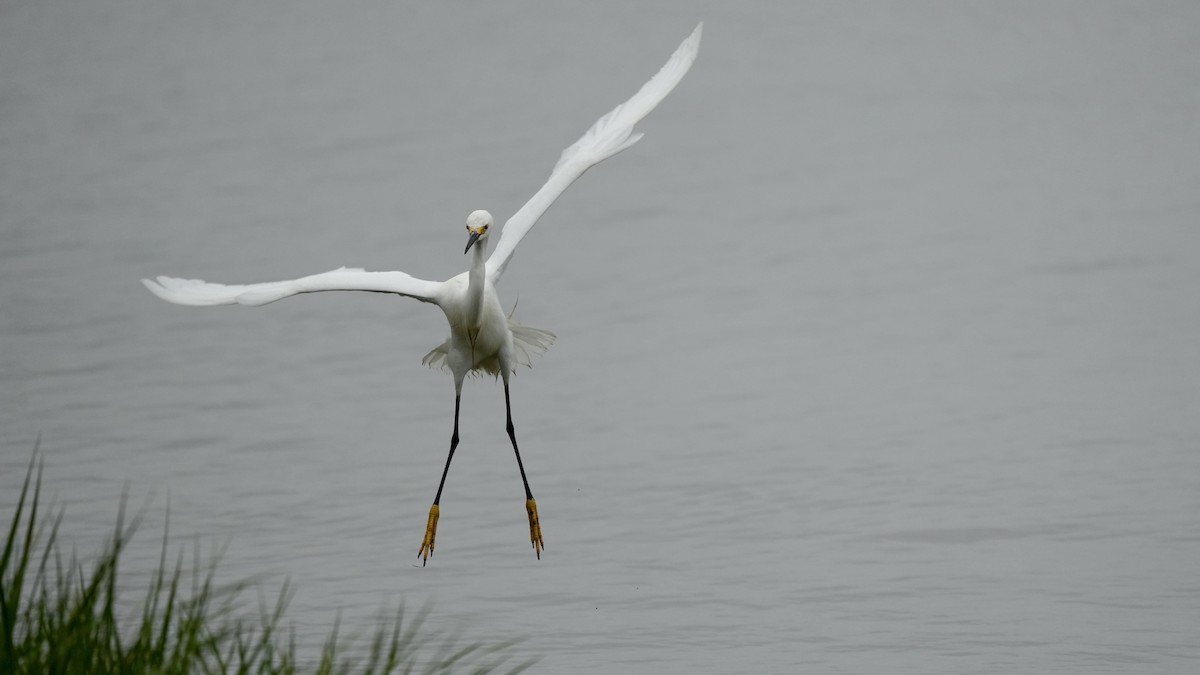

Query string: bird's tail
420 305 555 375
507 301 556 369
508 323 556 369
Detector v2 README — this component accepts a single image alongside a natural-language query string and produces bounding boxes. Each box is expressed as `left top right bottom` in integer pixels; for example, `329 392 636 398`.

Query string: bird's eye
482 225 488 232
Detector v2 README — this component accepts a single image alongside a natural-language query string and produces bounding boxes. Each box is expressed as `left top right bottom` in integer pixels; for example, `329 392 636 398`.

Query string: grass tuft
0 446 536 674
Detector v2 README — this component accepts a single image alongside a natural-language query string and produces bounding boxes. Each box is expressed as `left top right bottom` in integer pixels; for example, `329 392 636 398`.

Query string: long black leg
419 391 461 566
504 382 544 558
434 393 462 505
504 383 533 500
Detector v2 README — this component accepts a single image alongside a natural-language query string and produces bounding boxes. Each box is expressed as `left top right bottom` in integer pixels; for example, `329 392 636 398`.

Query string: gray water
3 1 1199 672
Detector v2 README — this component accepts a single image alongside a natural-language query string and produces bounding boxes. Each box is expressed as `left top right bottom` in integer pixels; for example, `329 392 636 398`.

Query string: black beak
464 231 482 254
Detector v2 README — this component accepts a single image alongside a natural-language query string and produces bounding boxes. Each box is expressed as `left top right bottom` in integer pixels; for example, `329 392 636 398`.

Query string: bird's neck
465 238 488 322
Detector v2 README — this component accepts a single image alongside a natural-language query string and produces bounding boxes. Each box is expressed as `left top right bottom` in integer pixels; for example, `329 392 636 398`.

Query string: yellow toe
526 498 544 559
418 504 439 566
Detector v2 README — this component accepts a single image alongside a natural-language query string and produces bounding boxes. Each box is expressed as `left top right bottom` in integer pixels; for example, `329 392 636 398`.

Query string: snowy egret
142 23 701 565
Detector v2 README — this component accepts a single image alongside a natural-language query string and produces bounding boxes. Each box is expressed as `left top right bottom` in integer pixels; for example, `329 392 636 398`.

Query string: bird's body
142 24 702 564
422 214 557 380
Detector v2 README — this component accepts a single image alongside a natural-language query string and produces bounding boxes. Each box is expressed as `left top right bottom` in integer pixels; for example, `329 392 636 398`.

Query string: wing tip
140 276 172 300
141 274 231 306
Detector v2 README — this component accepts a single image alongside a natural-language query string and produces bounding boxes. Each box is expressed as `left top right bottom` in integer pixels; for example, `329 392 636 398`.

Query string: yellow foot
418 504 439 566
526 498 544 559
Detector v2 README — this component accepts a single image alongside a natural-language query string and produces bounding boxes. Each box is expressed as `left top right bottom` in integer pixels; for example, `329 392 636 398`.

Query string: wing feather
141 267 442 307
485 23 702 283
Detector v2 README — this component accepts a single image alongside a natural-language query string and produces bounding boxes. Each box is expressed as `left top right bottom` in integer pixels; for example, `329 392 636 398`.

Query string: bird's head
464 210 493 254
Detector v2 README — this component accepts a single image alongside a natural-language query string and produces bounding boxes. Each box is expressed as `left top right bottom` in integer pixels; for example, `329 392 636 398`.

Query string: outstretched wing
142 267 443 307
485 22 702 283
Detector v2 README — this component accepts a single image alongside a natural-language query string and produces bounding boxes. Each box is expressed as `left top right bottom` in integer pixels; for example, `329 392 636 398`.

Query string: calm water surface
3 2 1199 673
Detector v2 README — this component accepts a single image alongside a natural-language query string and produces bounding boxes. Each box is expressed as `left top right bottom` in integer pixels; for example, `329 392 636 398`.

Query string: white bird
142 23 702 565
